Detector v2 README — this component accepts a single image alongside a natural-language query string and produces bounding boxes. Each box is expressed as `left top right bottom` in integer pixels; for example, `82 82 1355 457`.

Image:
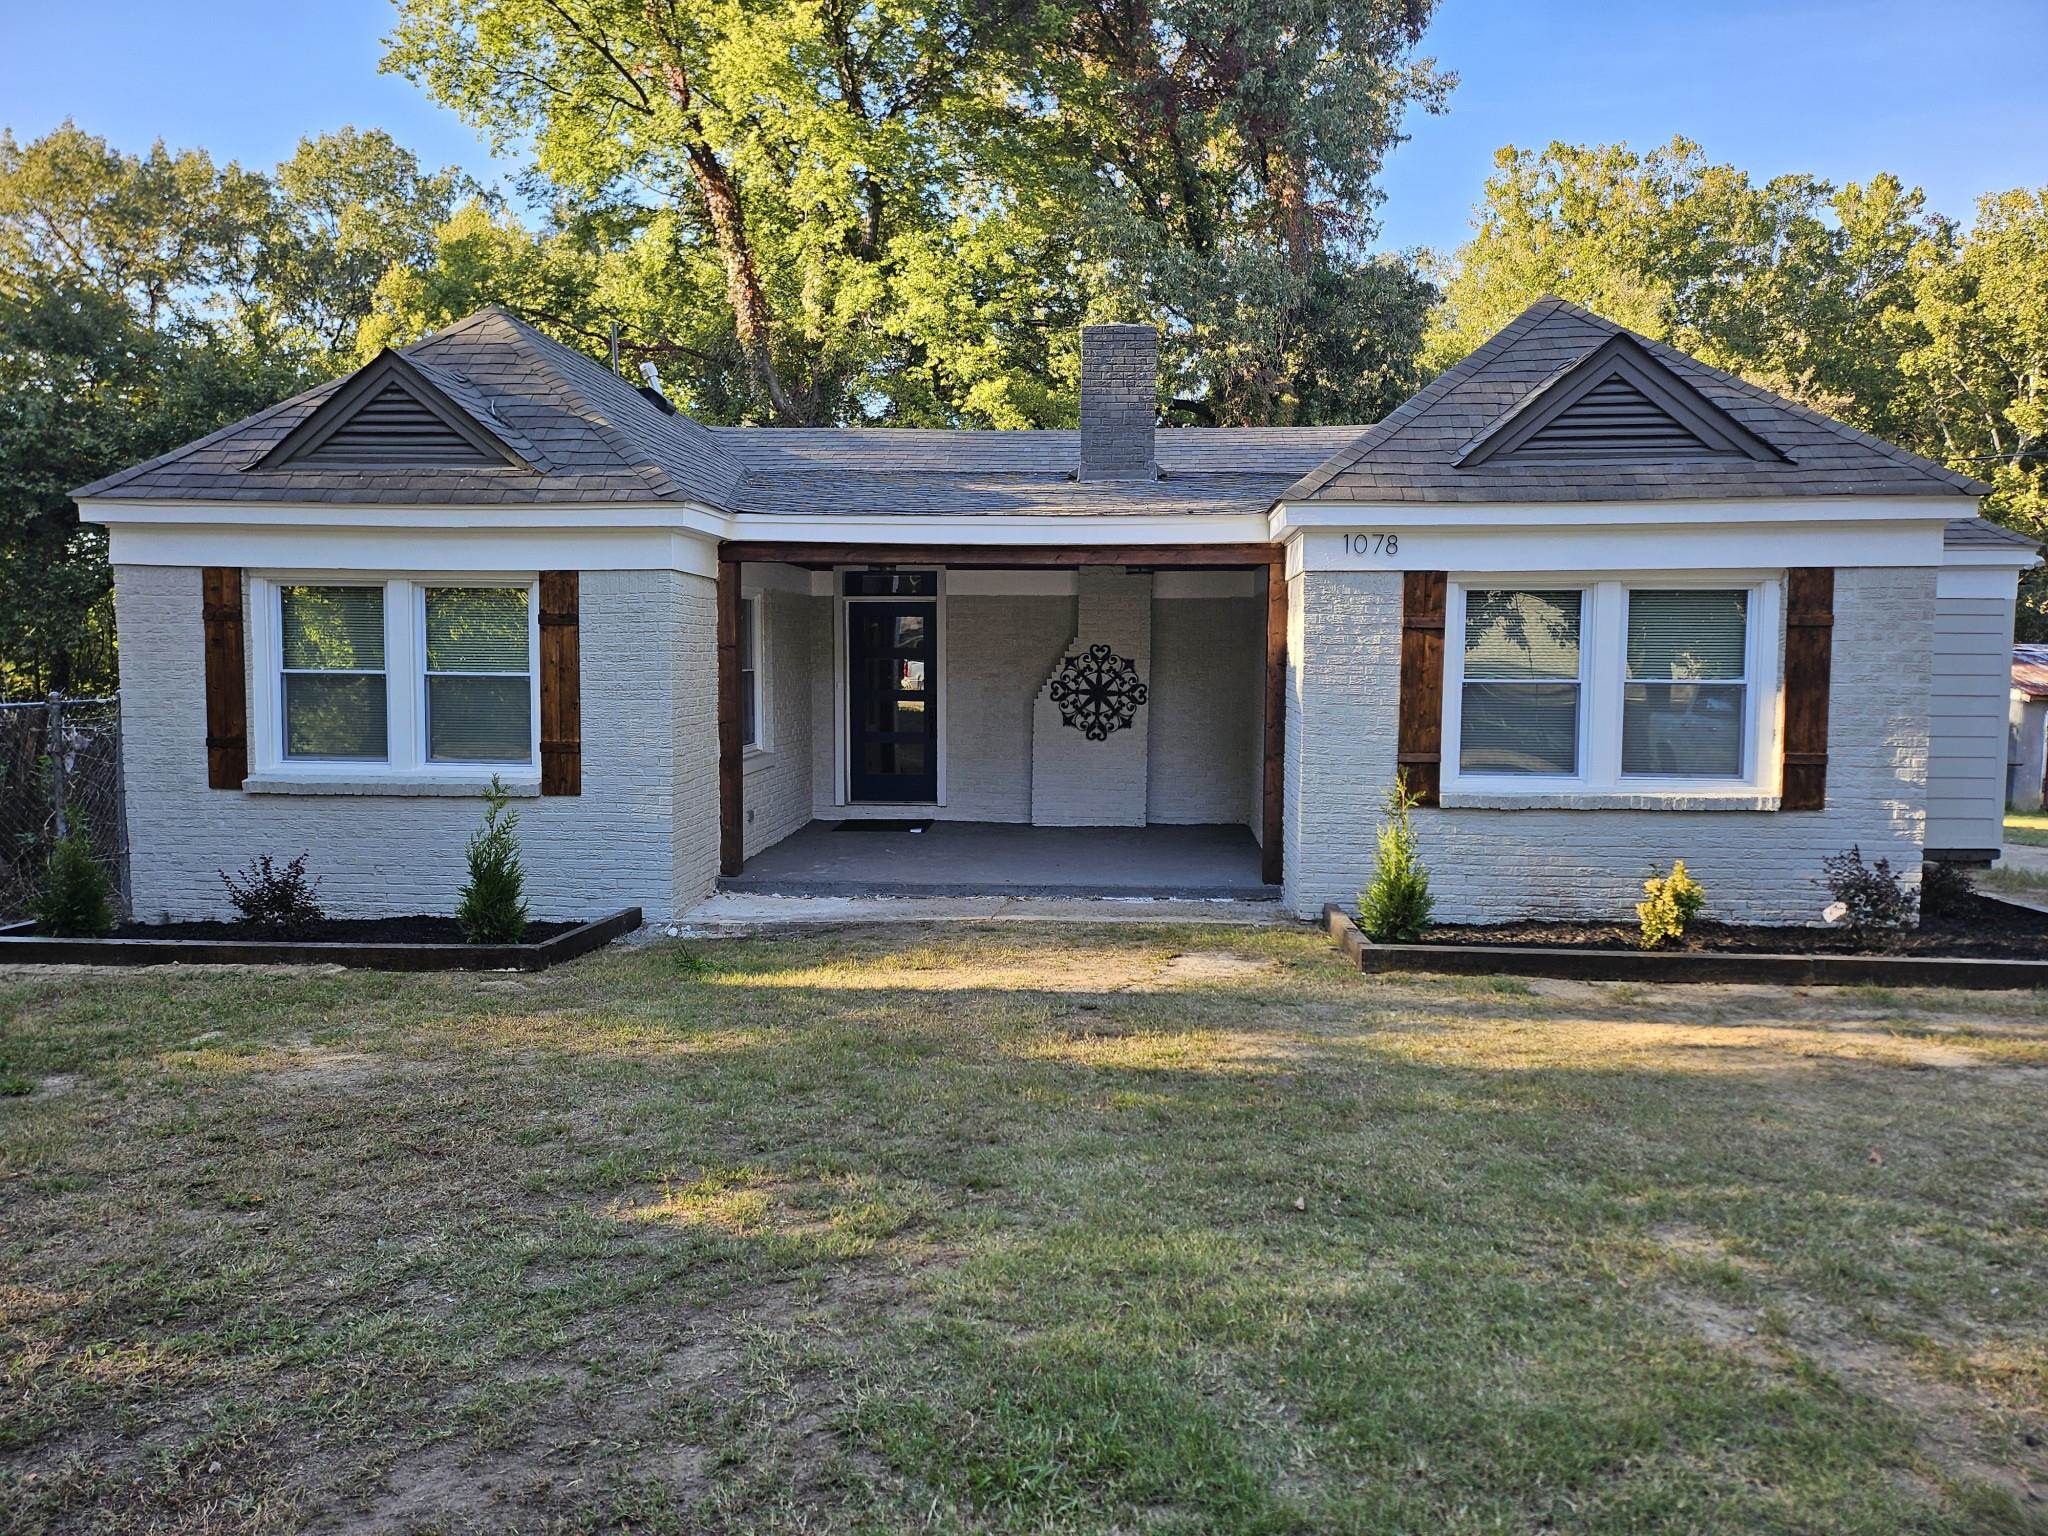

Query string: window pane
426 587 529 672
285 674 387 759
738 598 756 672
1463 590 1581 680
281 586 384 670
428 675 531 761
1623 682 1746 776
740 667 758 747
1628 590 1746 680
1459 682 1579 775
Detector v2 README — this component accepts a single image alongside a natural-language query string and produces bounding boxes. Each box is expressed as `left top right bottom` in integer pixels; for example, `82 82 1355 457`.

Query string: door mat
831 819 934 832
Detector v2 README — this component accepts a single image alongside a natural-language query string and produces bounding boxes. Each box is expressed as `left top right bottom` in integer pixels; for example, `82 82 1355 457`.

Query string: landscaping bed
0 905 640 971
1325 893 2048 987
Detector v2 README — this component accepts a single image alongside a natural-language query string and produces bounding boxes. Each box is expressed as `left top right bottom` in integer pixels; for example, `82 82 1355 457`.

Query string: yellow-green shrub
1637 860 1705 949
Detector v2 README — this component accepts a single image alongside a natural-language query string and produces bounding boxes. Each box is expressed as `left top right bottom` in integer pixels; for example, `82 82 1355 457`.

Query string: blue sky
4 0 2045 255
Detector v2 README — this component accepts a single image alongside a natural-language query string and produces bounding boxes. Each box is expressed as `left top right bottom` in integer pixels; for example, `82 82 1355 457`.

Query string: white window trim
1442 572 1781 802
248 572 541 785
738 594 770 754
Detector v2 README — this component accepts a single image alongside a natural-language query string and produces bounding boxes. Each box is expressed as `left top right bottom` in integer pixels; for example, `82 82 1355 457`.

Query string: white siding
1927 592 2015 853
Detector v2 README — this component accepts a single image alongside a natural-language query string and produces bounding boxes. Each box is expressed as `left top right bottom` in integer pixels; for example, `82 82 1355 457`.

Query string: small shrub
456 775 529 944
1637 859 1706 948
33 832 114 937
218 854 324 937
1918 859 1974 917
1357 772 1434 942
1822 845 1917 947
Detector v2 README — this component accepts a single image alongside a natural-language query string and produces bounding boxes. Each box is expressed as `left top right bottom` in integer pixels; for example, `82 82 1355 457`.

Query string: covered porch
714 541 1287 896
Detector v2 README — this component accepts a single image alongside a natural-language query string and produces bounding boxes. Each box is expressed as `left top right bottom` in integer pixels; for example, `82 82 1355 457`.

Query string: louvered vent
1507 374 1717 459
293 380 499 466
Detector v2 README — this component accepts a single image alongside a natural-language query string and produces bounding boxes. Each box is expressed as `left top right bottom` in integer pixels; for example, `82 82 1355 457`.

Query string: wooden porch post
717 554 744 877
1261 551 1287 886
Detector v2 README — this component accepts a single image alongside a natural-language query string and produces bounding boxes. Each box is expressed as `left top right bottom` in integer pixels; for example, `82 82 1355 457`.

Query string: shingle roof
1284 297 1989 504
76 297 1987 519
73 307 744 506
1945 517 2038 551
712 425 1361 517
2014 644 2048 699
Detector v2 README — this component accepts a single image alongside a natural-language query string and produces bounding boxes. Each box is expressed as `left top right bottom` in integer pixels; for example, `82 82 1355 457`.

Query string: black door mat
830 819 934 832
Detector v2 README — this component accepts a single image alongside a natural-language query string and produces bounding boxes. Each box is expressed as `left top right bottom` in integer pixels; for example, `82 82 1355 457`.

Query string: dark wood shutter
1781 568 1834 811
538 571 581 796
201 567 247 790
1397 571 1448 806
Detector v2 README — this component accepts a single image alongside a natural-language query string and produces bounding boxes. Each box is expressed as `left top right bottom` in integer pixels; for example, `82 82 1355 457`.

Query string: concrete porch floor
721 820 1275 900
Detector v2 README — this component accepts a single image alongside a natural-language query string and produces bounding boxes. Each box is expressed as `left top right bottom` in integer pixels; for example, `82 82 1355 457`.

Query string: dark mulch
1411 892 2048 960
97 915 581 945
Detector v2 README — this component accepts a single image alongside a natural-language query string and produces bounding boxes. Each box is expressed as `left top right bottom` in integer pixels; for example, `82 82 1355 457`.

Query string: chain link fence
0 696 129 921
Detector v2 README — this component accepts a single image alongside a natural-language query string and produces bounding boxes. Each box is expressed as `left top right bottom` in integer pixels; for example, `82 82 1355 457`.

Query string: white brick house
77 299 2036 923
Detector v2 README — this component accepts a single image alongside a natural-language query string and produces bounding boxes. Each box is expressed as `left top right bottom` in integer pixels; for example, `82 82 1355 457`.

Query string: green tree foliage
0 124 472 693
1356 772 1434 942
33 830 114 937
380 0 1450 426
455 776 529 943
1427 138 2048 631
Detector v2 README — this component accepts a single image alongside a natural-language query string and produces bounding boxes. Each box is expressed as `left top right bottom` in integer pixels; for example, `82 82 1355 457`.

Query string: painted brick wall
114 563 717 922
743 589 818 858
1283 566 1935 923
1033 570 1152 825
1147 595 1261 824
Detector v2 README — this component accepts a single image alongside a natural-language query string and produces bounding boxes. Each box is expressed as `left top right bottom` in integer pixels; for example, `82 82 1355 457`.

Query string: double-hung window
256 576 537 779
1457 588 1584 776
1445 577 1774 798
1622 589 1748 779
279 584 388 761
738 596 759 749
425 586 532 762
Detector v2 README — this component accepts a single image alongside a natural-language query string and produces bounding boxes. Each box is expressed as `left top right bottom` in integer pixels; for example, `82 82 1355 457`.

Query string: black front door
848 601 938 802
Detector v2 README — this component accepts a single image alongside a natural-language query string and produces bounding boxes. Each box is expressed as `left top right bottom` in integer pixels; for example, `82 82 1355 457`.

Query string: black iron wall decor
1048 643 1148 740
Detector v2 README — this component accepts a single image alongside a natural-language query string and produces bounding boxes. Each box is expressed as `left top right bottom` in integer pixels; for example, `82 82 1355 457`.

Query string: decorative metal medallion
1048 643 1149 740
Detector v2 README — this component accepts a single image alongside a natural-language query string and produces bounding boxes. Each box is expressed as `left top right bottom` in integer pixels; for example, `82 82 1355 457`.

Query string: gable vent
1507 374 1716 459
291 379 501 466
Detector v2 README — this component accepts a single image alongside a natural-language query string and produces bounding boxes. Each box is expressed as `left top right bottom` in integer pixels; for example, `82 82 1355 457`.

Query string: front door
848 601 938 802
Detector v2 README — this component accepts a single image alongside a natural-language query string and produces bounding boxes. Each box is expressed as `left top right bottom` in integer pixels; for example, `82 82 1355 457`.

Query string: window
255 576 536 779
1623 589 1747 778
739 596 759 748
1458 589 1583 776
1444 576 1774 799
425 587 532 762
279 585 387 760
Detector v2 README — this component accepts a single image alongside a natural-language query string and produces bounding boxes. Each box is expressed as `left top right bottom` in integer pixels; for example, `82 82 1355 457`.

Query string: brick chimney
1077 324 1159 481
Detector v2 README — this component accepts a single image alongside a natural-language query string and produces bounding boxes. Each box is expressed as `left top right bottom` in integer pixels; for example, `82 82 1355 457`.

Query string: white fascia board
77 496 731 539
1937 565 2025 599
106 522 722 580
1283 518 1949 580
1269 494 1972 540
724 511 1271 546
1941 544 2041 570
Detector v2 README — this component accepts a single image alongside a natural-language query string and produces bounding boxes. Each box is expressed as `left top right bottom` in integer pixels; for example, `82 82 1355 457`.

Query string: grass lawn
2005 812 2048 848
3 925 2046 1535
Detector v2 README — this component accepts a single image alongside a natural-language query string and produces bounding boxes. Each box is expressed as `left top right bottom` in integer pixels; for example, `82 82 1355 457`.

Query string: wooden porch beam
716 556 744 877
1261 554 1286 887
717 542 1277 570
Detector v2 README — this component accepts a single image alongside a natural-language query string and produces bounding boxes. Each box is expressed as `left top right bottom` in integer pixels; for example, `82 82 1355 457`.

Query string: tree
1900 189 2048 632
257 127 481 358
382 0 1449 426
1422 138 1940 437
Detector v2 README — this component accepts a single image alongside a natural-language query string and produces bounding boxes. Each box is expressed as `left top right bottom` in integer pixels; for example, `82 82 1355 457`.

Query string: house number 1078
1343 532 1398 557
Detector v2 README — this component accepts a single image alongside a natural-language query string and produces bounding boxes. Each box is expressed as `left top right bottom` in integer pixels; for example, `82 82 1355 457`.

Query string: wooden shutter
1397 571 1448 806
1781 567 1834 811
538 571 582 796
201 567 247 790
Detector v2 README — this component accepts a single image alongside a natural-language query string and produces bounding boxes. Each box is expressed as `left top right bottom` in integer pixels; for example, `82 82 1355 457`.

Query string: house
2010 644 2048 812
76 297 2039 924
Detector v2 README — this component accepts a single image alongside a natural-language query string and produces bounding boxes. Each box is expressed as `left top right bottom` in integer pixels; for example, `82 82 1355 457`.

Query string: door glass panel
898 659 926 691
893 615 926 649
